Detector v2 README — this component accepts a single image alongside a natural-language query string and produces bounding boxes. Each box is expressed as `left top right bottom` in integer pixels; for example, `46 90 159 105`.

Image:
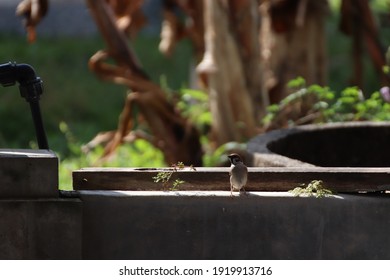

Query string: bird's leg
241 185 248 196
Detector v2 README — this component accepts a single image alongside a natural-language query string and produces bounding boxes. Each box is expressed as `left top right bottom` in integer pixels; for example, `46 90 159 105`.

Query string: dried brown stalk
16 0 48 43
85 0 202 166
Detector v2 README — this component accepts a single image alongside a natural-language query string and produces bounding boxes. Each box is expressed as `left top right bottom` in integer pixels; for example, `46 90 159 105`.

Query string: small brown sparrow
228 153 248 195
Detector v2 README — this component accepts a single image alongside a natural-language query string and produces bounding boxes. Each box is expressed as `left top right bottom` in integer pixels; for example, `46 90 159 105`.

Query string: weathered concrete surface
0 149 82 259
73 167 390 193
80 190 390 260
0 198 82 259
0 149 58 198
248 122 390 167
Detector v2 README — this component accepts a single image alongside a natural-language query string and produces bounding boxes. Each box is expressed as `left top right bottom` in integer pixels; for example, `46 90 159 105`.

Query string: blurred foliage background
0 0 389 189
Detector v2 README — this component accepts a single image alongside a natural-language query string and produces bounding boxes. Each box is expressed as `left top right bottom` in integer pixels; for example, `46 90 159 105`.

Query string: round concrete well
248 122 390 167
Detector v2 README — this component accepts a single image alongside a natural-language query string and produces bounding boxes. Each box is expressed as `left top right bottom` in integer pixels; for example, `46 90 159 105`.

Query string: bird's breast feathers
230 164 248 188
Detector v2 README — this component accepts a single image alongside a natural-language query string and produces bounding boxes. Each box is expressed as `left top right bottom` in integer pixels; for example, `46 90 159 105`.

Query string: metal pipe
28 101 49 149
0 62 49 149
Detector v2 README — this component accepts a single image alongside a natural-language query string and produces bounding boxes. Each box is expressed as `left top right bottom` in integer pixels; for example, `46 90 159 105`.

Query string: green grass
0 34 193 151
0 35 123 149
0 33 192 189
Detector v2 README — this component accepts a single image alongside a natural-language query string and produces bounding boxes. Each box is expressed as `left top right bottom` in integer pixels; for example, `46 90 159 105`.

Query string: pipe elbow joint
15 63 39 84
0 62 43 102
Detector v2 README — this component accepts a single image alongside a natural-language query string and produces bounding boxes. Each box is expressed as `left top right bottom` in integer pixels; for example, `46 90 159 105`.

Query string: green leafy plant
57 121 165 190
289 180 334 198
177 88 212 134
263 77 390 127
152 162 196 191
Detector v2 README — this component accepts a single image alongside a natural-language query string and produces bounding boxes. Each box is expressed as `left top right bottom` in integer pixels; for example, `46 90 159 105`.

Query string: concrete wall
2 149 390 260
0 149 82 259
0 198 82 259
80 190 390 260
4 187 389 260
248 122 390 168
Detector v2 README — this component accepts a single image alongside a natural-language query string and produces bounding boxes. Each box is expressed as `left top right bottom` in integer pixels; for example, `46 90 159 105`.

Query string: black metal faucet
0 62 49 149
